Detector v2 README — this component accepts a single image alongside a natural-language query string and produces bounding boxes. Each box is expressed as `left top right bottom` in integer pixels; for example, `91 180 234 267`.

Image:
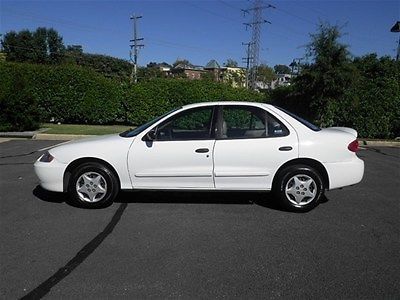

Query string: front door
128 106 216 189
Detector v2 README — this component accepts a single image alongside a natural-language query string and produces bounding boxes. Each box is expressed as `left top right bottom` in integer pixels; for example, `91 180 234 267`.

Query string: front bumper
34 157 68 192
324 156 364 190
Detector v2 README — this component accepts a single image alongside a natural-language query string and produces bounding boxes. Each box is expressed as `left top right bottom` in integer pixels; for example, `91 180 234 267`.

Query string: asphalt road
0 140 399 299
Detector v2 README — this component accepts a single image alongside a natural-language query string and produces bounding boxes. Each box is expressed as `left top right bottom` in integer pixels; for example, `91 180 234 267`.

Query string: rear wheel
68 162 119 208
274 165 324 212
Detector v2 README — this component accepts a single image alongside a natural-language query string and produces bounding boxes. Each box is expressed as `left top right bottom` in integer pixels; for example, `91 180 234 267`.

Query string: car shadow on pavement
33 185 329 212
115 190 286 211
33 185 68 204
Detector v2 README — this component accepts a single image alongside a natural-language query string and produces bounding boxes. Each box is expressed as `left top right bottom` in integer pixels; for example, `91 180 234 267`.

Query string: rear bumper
324 157 364 190
34 158 67 192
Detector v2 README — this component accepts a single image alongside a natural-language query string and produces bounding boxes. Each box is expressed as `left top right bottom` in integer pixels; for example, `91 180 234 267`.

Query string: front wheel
274 165 324 212
68 162 119 208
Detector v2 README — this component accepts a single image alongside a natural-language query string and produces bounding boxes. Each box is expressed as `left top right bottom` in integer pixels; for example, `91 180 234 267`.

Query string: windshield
119 108 181 138
274 106 321 131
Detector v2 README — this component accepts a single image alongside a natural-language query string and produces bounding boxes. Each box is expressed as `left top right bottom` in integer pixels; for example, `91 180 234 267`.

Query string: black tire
68 162 119 208
274 164 324 212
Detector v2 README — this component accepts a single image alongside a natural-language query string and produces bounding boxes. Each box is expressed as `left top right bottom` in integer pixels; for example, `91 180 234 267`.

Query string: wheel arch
272 158 330 190
63 157 121 192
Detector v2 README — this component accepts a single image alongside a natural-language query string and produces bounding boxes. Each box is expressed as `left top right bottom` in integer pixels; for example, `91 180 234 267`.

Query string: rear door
213 105 298 190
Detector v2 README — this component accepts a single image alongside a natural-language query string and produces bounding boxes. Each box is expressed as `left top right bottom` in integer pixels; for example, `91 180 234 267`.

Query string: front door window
157 107 214 141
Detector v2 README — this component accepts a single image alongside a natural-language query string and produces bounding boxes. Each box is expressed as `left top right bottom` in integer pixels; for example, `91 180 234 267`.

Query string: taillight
348 140 359 152
39 151 54 162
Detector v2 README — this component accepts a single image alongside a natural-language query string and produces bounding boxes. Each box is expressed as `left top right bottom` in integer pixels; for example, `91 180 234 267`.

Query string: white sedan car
34 102 364 212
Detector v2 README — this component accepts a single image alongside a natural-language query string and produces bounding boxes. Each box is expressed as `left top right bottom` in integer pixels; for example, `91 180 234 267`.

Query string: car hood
49 134 135 164
59 134 121 146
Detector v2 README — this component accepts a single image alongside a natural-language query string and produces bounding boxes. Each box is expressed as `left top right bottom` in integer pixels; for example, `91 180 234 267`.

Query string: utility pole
290 58 303 75
130 15 144 84
242 42 254 89
242 0 275 90
390 21 400 61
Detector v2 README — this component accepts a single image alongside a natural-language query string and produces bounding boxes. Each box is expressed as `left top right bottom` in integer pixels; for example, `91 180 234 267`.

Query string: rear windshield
274 106 321 131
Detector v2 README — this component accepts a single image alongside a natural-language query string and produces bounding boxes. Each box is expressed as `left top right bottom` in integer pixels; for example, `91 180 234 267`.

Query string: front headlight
39 151 54 163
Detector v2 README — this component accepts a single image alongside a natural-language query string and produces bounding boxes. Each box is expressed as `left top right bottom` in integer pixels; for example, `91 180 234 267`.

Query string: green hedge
0 66 40 131
124 78 265 124
270 55 400 139
0 62 265 131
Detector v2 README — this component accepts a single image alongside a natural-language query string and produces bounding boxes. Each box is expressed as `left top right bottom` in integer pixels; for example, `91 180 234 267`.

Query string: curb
359 140 400 147
0 132 36 138
33 133 95 140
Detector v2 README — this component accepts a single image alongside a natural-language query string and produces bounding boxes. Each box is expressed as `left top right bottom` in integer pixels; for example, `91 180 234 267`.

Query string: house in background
169 63 205 79
221 66 246 88
159 59 246 88
204 59 222 81
269 73 292 89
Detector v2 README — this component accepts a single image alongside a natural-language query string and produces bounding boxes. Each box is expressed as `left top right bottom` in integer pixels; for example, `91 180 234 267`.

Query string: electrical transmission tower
242 0 274 89
130 15 144 84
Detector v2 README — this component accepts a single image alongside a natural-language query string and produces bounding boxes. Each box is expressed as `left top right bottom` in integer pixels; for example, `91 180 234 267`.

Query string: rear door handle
279 146 293 151
195 148 209 153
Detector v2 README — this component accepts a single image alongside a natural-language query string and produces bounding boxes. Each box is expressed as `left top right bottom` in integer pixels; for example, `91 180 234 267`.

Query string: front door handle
195 148 209 153
279 146 293 151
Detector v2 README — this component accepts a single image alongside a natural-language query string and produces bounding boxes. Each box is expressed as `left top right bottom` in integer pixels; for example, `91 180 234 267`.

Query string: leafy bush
271 55 400 139
269 23 400 139
123 78 265 124
0 65 40 131
66 52 131 81
0 62 123 127
0 62 266 130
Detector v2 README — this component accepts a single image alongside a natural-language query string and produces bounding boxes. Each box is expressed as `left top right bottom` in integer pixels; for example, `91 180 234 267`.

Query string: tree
68 52 131 81
32 27 48 63
345 54 400 138
66 45 83 54
2 27 65 64
2 31 20 61
256 64 276 84
223 59 238 67
294 23 357 125
146 61 171 69
138 66 164 80
173 59 192 68
274 64 291 74
47 28 65 63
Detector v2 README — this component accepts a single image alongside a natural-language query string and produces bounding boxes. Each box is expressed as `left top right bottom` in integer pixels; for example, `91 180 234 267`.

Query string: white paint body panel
34 101 364 194
128 139 215 188
34 158 67 192
35 134 134 192
213 136 298 190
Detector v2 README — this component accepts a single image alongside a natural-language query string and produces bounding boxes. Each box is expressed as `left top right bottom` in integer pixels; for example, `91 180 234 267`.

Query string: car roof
181 101 273 109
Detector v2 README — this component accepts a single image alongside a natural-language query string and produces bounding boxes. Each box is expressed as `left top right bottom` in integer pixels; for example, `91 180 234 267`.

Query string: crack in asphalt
365 147 399 159
0 151 38 159
19 203 128 300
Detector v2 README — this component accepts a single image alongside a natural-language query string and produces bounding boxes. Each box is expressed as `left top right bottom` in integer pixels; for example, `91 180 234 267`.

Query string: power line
1 8 116 34
217 0 242 11
274 6 316 26
148 37 241 57
185 1 240 25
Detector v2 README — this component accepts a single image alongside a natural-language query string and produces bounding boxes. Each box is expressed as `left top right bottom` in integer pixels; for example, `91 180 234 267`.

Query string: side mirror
143 128 157 141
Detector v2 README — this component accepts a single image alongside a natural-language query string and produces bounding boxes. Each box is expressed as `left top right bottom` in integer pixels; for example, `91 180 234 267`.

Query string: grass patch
41 123 132 135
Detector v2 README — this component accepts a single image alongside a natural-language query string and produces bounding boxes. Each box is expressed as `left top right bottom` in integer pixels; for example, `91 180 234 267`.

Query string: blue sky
1 0 399 67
